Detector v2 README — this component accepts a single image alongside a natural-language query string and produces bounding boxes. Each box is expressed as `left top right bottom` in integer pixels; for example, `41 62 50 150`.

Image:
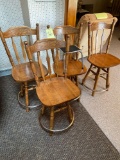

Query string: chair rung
100 75 107 80
54 106 67 113
102 68 108 73
90 69 97 75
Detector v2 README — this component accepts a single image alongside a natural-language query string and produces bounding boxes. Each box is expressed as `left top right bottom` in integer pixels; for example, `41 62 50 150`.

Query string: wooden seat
25 38 81 135
0 24 48 111
82 18 120 96
53 25 87 85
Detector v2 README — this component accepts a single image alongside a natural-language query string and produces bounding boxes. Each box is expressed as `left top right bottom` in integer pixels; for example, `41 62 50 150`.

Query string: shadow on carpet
0 75 120 160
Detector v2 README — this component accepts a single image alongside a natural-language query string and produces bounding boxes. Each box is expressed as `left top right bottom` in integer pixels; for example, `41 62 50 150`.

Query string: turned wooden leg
92 68 101 96
49 107 54 135
106 68 110 91
76 75 79 86
82 64 93 85
20 83 24 97
67 104 73 122
41 105 45 115
51 49 55 62
71 76 77 85
24 82 29 112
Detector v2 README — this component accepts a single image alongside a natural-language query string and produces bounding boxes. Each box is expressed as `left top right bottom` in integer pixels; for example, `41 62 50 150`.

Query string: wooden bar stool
0 24 48 111
52 25 87 86
82 17 120 96
25 38 81 135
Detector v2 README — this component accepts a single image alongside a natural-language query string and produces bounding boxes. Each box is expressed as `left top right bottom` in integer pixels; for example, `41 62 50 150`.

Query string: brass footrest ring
18 84 41 109
39 106 74 134
18 91 41 109
81 83 109 93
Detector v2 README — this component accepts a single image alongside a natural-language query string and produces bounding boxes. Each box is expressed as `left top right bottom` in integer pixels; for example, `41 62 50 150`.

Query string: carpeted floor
0 75 120 160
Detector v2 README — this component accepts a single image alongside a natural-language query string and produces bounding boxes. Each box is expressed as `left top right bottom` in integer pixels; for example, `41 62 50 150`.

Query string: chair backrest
25 38 66 86
88 17 117 56
53 25 82 47
75 13 116 57
0 24 39 67
53 25 82 61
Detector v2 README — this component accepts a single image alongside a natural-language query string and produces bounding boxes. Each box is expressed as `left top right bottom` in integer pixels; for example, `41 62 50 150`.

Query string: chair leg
24 82 29 112
82 64 93 85
49 107 54 135
92 68 101 96
106 68 110 91
67 104 73 122
20 83 24 97
76 75 79 86
71 75 78 86
41 105 45 115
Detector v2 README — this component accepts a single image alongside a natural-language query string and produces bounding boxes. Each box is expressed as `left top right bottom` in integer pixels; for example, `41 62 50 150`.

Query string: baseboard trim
0 69 12 77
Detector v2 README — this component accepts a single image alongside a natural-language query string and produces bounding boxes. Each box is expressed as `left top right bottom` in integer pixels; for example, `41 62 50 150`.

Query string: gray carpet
0 75 120 160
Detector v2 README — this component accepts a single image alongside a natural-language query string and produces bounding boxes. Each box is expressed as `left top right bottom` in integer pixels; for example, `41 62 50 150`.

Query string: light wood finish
53 25 87 85
64 0 78 26
12 62 47 82
82 18 120 96
25 38 81 134
36 77 80 107
0 24 48 111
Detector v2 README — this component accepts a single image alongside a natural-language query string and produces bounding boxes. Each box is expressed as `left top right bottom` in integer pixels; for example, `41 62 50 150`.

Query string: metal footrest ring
80 73 110 94
80 81 109 94
18 85 41 110
39 106 74 134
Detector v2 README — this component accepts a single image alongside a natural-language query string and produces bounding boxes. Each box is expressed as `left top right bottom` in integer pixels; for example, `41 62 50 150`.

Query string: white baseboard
0 69 12 77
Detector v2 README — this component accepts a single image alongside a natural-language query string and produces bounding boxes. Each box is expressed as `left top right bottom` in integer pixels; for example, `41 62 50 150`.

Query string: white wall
26 0 65 68
27 0 65 39
20 0 30 27
0 0 24 75
0 0 65 76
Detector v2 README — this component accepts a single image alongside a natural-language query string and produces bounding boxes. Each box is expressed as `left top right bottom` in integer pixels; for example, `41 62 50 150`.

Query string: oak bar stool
0 24 48 111
53 25 87 86
82 17 120 96
25 38 81 135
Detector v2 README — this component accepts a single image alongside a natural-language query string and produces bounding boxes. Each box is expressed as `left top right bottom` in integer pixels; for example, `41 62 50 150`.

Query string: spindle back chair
82 17 120 96
0 24 48 111
53 25 87 85
25 38 81 134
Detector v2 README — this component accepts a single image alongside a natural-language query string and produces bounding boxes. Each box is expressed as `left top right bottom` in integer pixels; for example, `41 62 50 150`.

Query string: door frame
64 0 78 26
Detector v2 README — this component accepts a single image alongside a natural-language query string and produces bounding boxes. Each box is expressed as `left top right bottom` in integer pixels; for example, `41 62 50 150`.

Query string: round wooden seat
88 53 120 68
36 77 80 107
12 62 48 82
53 60 87 77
